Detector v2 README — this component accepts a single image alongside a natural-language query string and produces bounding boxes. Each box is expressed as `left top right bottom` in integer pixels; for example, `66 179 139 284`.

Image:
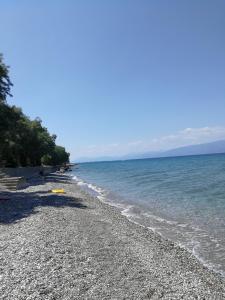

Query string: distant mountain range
75 139 225 163
153 139 225 158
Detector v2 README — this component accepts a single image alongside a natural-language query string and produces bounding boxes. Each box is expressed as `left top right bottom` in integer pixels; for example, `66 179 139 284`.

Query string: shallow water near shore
72 153 225 276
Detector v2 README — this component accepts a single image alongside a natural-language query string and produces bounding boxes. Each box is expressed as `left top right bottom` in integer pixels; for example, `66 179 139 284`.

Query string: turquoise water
72 153 225 275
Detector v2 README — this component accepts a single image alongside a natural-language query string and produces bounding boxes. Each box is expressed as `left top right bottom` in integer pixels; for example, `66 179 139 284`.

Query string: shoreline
72 172 225 278
1 173 225 299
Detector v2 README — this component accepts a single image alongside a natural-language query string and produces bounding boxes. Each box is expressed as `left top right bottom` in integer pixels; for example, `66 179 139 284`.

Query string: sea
71 153 225 276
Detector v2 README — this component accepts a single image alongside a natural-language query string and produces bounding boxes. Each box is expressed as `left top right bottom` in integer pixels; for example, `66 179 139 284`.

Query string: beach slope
0 174 224 299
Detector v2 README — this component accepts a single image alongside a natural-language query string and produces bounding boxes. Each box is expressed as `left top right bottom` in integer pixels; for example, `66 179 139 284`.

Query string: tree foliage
52 146 70 166
0 54 70 167
0 54 13 103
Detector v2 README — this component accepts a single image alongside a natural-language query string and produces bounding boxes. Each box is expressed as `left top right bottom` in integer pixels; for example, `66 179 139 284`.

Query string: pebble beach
0 173 225 299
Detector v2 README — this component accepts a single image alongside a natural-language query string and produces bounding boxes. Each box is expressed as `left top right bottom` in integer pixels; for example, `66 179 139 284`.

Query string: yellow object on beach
51 189 65 194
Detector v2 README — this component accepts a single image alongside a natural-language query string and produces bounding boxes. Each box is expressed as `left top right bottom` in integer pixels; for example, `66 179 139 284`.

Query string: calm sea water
72 153 225 275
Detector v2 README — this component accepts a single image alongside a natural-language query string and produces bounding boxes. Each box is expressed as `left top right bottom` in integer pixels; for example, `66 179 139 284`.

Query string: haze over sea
72 153 225 275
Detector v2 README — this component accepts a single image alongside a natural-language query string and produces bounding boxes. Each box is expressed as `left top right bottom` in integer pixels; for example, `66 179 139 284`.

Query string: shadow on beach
27 173 73 186
45 174 73 184
0 188 87 225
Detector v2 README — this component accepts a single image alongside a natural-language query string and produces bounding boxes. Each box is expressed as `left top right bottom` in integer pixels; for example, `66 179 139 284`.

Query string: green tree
0 54 70 167
41 154 53 165
0 54 13 103
52 145 70 165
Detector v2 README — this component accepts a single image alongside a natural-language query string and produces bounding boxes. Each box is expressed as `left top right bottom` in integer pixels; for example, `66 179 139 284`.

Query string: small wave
73 175 104 197
121 205 140 218
142 212 178 226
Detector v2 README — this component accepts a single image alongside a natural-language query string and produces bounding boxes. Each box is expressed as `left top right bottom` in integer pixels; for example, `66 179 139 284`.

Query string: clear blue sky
0 0 225 160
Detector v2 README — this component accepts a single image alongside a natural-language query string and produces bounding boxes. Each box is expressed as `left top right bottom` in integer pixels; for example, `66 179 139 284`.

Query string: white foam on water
73 175 104 197
121 205 139 218
142 212 178 226
77 181 86 186
191 240 219 273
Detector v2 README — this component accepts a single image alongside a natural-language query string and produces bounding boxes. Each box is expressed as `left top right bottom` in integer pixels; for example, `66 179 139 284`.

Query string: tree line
0 54 70 167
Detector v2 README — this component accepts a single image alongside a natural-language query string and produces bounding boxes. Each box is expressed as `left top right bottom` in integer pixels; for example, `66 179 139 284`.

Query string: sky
0 0 225 161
